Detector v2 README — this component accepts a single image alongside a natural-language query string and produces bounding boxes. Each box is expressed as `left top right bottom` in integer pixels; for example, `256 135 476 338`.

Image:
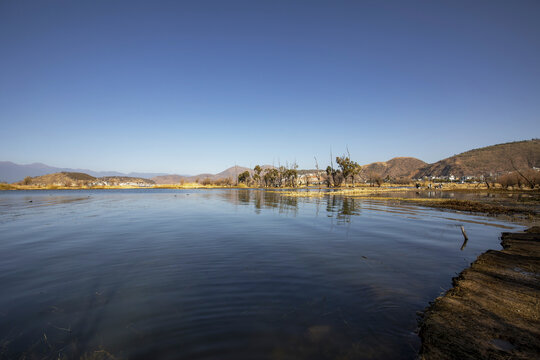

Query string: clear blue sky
1 0 539 175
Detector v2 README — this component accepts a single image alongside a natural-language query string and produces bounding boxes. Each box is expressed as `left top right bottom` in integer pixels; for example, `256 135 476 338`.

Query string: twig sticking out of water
460 225 469 251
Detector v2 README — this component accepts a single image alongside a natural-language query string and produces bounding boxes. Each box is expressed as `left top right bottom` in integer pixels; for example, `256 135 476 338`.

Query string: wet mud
419 227 540 359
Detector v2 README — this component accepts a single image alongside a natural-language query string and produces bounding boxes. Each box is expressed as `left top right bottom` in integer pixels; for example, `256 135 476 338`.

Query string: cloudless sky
1 0 539 174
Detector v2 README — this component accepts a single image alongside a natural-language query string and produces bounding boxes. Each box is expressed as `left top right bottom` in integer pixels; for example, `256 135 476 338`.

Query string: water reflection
217 190 365 223
0 189 522 360
218 190 299 215
215 189 531 228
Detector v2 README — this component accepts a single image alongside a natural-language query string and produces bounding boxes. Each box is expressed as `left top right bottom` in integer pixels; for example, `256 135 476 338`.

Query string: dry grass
277 187 408 197
276 186 539 219
153 182 236 189
1 182 243 190
0 184 152 190
0 183 17 190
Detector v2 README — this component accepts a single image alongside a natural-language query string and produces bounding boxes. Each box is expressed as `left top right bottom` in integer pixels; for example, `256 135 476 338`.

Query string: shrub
201 177 212 186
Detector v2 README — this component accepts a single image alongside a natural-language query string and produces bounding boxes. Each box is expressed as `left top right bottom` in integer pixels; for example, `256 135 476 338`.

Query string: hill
18 172 97 186
360 157 427 179
4 140 539 185
17 172 155 187
152 166 265 184
414 139 540 178
151 160 426 184
0 161 168 183
152 175 185 184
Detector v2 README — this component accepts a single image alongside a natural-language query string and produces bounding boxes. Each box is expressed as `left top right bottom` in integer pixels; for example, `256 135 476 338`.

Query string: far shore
1 181 537 191
1 181 539 359
2 182 538 224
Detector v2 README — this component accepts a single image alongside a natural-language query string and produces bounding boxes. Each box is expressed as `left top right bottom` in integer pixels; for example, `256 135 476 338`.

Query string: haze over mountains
1 140 538 184
0 162 171 183
151 166 253 185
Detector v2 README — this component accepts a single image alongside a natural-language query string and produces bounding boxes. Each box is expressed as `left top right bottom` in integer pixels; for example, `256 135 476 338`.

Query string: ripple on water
0 189 523 359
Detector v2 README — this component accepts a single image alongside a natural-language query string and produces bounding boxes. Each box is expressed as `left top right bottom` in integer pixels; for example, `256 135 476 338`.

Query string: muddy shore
419 227 540 359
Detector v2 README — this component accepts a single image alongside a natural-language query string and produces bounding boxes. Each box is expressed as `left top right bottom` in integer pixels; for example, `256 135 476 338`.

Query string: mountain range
2 139 539 184
0 161 170 183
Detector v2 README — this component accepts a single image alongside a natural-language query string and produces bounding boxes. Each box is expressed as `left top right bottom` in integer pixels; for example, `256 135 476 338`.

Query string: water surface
0 189 521 359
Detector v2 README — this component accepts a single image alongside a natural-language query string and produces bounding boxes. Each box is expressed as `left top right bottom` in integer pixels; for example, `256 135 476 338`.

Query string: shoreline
1 185 538 223
419 227 540 359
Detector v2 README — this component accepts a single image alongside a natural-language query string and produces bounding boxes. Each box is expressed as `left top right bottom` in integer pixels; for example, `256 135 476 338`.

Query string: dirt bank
419 227 540 359
404 198 538 219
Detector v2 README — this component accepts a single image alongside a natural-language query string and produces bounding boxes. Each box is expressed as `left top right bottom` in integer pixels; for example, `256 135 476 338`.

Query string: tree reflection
218 190 361 224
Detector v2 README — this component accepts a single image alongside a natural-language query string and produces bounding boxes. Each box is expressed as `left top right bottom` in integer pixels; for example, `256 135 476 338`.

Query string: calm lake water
0 189 521 359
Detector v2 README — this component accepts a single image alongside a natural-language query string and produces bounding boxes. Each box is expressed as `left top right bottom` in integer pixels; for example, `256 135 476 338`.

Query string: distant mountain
152 166 255 184
151 175 185 184
151 166 282 184
3 139 539 184
413 139 540 178
360 157 427 179
0 162 62 183
213 166 253 180
0 161 169 183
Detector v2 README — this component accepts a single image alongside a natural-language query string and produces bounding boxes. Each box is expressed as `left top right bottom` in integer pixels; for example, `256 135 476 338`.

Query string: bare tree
314 156 322 187
325 166 333 187
509 158 535 189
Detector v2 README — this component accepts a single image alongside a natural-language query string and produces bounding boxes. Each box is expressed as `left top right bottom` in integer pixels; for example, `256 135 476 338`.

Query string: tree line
237 153 363 188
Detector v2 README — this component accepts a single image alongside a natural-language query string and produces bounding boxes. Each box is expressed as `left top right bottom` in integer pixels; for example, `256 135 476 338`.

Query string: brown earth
360 157 427 179
414 139 540 178
151 174 185 184
419 227 540 359
16 172 154 187
407 199 538 218
18 172 96 186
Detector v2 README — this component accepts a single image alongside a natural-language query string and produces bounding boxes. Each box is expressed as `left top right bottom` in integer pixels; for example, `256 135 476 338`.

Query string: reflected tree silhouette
218 190 361 224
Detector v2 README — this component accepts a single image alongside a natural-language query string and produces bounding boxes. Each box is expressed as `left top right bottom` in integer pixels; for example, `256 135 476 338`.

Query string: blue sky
1 0 539 174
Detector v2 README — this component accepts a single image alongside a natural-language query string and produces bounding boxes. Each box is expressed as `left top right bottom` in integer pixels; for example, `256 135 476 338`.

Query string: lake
0 189 521 359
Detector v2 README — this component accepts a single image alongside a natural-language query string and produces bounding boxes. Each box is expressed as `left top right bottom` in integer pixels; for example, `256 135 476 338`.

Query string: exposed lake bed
419 227 540 360
0 189 533 359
